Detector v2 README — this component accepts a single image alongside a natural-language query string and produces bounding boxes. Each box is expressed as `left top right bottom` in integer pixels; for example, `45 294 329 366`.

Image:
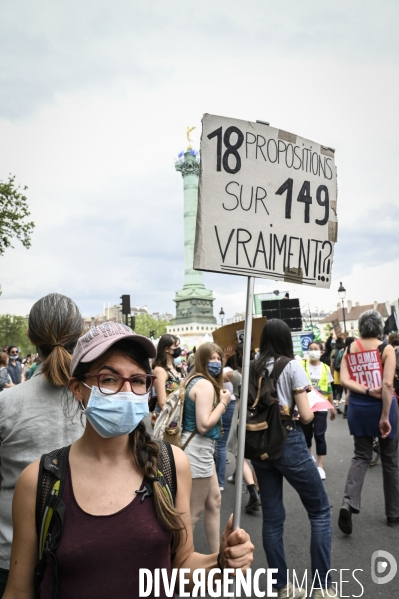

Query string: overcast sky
0 0 398 323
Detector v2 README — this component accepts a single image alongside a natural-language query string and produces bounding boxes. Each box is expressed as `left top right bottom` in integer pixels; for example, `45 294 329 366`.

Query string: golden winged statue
186 126 196 146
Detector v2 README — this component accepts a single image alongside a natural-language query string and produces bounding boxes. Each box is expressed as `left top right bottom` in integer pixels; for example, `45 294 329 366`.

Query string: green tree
0 175 35 256
0 314 36 355
134 314 172 339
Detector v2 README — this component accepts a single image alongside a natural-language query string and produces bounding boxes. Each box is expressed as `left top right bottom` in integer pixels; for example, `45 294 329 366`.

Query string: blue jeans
215 400 236 487
252 425 332 590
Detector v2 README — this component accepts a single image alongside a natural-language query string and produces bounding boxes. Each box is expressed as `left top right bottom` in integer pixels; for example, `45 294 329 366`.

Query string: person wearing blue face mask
181 343 232 553
4 324 254 599
6 346 24 385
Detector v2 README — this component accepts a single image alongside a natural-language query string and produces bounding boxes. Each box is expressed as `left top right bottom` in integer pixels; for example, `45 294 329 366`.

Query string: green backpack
334 348 344 372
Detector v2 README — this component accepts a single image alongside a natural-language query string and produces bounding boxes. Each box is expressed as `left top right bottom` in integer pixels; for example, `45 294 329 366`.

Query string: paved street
192 413 399 597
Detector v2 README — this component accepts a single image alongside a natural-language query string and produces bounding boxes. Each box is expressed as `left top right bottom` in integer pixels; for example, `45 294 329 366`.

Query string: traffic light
130 316 136 330
149 329 155 339
120 295 130 316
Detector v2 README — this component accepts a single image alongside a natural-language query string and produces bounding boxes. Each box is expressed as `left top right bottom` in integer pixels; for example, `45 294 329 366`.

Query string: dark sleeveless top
40 461 173 599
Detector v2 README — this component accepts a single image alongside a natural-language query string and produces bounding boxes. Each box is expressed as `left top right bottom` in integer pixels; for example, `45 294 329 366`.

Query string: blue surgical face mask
9 355 18 360
174 356 183 366
207 361 222 377
81 385 149 438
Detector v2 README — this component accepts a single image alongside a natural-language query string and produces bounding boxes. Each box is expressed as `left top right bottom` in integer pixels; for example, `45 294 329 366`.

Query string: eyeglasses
83 373 157 396
10 351 18 355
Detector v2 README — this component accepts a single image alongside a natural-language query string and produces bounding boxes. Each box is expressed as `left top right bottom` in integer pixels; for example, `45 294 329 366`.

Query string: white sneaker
317 467 326 480
311 588 337 598
277 581 307 598
219 486 224 491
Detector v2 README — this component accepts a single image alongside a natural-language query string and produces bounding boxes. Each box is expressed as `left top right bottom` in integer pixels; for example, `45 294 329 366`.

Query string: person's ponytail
41 345 74 387
129 422 186 553
28 293 83 387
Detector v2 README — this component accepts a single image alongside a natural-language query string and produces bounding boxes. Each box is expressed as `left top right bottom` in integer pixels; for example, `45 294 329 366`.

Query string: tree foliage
0 175 35 256
0 314 36 355
134 313 171 339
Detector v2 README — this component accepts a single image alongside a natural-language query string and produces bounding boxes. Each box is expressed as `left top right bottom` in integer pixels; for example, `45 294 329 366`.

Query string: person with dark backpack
3 322 253 599
249 319 334 599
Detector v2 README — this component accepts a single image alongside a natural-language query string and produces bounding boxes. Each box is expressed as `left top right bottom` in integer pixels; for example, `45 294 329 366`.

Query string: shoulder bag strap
181 429 198 451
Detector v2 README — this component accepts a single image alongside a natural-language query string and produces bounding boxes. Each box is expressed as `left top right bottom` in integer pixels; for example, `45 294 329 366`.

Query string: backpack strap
184 375 203 394
156 440 177 507
252 357 290 408
34 446 70 599
270 356 291 379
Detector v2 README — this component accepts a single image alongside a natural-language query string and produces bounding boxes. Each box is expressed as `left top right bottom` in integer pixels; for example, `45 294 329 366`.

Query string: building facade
318 300 390 336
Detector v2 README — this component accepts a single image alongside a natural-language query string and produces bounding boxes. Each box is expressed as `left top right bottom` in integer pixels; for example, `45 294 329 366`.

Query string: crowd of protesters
0 347 41 391
0 293 398 599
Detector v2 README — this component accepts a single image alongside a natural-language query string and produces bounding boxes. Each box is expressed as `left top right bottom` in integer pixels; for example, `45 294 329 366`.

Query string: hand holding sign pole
194 114 338 586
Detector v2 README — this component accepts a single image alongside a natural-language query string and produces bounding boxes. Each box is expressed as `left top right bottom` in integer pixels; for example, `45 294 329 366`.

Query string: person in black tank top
151 334 182 427
4 321 253 599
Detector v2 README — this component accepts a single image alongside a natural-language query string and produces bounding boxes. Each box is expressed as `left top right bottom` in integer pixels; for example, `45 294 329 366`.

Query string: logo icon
371 550 397 585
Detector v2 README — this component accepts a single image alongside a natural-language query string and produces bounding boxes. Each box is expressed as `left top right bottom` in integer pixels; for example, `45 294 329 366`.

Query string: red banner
345 350 383 388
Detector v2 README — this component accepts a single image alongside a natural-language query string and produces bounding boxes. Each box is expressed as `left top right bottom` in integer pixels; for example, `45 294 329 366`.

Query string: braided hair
129 422 185 552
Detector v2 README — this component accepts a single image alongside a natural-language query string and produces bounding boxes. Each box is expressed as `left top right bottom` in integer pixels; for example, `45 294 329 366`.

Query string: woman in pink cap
4 322 253 599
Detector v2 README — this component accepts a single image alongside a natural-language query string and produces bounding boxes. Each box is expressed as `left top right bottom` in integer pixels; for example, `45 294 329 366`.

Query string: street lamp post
219 307 225 326
338 282 347 334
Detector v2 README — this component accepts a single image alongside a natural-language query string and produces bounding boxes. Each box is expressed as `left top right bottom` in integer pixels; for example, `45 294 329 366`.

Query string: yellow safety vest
302 360 330 397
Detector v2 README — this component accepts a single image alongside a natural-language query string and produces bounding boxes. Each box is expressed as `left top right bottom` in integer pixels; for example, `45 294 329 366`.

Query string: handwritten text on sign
194 114 338 288
346 351 383 388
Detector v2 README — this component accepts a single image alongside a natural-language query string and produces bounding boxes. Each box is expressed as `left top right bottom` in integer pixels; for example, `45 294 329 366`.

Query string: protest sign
345 350 383 388
307 388 334 412
194 114 338 288
212 317 266 359
332 318 342 336
291 332 314 356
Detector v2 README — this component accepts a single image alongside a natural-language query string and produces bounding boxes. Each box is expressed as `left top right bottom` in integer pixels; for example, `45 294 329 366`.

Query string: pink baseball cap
70 321 156 376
